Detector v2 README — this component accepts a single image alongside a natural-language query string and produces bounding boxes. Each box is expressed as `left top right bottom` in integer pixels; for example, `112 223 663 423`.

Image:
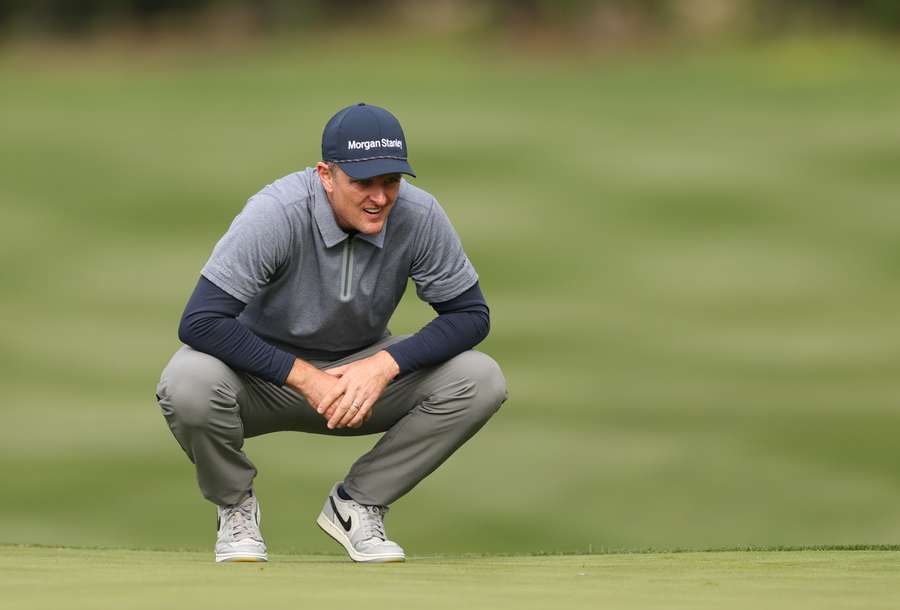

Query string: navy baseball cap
321 103 416 180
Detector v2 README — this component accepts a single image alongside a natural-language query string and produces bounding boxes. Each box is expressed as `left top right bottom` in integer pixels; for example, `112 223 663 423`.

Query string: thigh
238 336 501 437
319 343 502 430
372 349 484 418
237 334 412 438
157 345 247 422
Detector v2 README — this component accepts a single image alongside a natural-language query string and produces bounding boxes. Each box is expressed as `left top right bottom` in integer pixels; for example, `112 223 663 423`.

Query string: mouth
363 207 382 216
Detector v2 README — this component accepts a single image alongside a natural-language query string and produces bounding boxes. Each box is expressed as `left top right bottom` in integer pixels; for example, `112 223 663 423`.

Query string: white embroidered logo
347 138 403 151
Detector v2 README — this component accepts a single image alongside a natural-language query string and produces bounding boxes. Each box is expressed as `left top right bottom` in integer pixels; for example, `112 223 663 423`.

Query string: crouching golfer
155 103 507 563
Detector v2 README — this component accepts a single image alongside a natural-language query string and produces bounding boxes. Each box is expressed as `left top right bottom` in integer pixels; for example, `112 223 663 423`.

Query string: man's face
316 162 402 235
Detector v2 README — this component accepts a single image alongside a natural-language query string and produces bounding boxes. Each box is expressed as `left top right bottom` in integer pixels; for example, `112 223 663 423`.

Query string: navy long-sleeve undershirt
178 276 490 385
384 284 490 374
178 277 296 384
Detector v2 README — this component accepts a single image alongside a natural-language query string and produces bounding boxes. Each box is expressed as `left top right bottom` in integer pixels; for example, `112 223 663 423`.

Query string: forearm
385 282 490 376
180 311 295 385
178 276 295 385
385 310 488 375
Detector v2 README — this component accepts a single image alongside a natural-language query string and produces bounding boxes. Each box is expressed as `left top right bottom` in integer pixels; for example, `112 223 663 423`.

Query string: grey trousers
155 336 508 507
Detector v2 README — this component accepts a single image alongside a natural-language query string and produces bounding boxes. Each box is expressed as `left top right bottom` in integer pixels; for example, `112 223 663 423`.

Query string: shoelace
359 505 389 541
220 499 260 542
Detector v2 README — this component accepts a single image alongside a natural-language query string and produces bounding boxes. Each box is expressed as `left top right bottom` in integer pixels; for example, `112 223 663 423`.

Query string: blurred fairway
1 35 899 555
6 546 900 610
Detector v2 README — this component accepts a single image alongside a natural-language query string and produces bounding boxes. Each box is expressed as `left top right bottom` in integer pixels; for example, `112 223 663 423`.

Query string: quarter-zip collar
312 176 387 249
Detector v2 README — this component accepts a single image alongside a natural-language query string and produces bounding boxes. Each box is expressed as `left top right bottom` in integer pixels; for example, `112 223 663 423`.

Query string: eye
384 175 401 185
353 178 373 188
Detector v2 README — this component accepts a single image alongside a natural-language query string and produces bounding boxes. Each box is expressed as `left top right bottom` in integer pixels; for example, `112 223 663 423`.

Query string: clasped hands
287 350 400 430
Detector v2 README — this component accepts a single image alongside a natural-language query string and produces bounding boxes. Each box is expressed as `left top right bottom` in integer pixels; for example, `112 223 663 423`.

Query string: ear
315 161 335 194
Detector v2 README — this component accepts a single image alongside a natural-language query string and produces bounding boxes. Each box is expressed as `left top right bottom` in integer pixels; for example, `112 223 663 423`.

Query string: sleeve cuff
384 342 415 377
272 350 296 386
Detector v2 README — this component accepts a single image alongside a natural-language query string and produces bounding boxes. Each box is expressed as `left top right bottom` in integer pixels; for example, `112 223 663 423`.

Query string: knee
454 351 508 417
157 349 238 429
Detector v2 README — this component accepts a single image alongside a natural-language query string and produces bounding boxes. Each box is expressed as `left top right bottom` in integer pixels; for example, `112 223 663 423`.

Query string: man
155 103 507 564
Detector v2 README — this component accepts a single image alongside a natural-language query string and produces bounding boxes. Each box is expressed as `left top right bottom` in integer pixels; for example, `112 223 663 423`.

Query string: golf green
5 545 900 610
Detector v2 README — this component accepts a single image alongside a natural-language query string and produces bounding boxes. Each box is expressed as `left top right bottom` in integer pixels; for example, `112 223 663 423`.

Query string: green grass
5 546 900 610
1 34 900 555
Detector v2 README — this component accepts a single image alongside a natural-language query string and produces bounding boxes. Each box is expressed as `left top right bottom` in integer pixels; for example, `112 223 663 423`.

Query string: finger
337 391 362 428
328 389 357 429
350 407 372 428
325 387 349 418
327 404 346 429
348 393 378 428
317 390 339 416
337 386 367 428
317 379 347 415
324 365 347 378
346 400 369 428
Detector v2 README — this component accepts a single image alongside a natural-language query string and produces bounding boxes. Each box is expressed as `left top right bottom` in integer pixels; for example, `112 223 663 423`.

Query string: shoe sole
215 552 268 563
316 512 405 563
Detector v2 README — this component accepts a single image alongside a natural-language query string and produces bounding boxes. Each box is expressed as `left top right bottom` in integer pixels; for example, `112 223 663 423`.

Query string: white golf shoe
316 483 405 563
215 491 268 563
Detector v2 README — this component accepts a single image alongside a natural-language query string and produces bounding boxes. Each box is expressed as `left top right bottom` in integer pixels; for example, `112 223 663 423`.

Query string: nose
369 187 387 206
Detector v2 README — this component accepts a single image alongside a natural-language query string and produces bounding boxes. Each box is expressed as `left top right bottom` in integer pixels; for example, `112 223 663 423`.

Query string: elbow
177 315 195 346
475 308 491 344
178 312 208 347
178 311 230 350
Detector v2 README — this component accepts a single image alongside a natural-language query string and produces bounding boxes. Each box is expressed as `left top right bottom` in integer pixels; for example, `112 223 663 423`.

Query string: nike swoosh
329 496 352 532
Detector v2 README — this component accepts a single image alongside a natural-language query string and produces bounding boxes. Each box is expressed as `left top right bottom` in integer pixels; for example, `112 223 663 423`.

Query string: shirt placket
339 236 355 302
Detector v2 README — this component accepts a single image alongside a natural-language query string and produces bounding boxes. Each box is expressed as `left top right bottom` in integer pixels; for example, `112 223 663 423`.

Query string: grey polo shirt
201 167 478 360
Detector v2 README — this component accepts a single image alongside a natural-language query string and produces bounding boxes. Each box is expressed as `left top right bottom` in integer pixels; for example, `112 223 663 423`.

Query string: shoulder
391 180 465 254
392 179 440 222
247 167 318 216
224 168 319 246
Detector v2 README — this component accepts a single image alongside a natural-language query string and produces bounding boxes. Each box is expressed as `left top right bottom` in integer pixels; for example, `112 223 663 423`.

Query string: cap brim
337 158 416 180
